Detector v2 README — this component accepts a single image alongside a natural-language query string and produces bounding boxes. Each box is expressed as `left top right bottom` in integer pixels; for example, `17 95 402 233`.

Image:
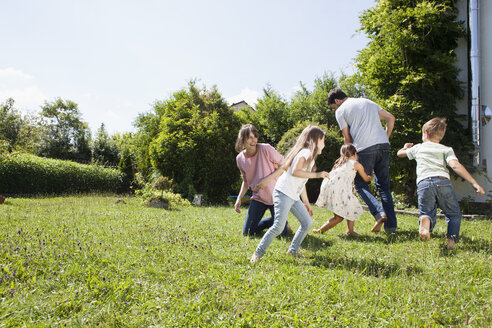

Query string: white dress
315 159 364 221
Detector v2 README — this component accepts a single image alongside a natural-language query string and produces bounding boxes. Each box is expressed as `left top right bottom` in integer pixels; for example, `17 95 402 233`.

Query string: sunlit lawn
0 195 490 327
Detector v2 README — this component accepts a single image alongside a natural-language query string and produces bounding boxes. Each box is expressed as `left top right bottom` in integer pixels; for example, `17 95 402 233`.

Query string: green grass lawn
0 195 490 327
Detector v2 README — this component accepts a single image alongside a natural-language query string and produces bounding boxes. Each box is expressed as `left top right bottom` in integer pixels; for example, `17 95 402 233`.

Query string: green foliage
277 123 344 202
0 98 23 153
290 73 339 128
134 180 191 208
92 123 120 165
249 86 293 146
38 98 92 161
0 98 43 154
133 111 162 178
149 82 242 203
118 148 135 190
0 195 490 326
0 153 125 194
355 0 469 200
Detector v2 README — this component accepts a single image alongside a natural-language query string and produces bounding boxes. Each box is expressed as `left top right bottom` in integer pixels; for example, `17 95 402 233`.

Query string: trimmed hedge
0 153 125 194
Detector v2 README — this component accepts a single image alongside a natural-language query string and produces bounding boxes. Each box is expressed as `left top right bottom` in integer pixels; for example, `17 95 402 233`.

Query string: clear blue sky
1 0 376 134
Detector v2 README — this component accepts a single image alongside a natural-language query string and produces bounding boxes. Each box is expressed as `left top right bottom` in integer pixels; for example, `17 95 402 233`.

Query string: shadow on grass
435 234 492 257
459 235 492 253
332 229 421 244
309 253 424 278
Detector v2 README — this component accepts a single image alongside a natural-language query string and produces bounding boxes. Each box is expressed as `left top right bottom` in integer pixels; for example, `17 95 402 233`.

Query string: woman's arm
354 162 372 182
234 180 250 213
292 156 329 179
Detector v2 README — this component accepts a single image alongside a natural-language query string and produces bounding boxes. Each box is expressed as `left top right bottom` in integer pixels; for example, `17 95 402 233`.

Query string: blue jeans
354 143 397 232
243 199 288 236
255 190 313 258
417 177 461 241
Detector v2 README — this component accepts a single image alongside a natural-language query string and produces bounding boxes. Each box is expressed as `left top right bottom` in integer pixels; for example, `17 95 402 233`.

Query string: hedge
0 153 125 195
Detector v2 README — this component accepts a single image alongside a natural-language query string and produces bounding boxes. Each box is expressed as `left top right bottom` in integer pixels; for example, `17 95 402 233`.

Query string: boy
397 117 485 248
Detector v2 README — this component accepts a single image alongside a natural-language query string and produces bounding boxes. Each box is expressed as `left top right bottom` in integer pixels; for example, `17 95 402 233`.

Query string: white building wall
453 0 492 202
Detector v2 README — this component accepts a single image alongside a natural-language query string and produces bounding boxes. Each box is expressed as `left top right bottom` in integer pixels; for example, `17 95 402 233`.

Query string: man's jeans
354 143 397 232
243 199 288 236
255 190 312 258
417 177 461 241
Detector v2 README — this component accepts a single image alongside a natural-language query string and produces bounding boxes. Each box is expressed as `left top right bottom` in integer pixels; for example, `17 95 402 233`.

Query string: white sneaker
250 252 261 264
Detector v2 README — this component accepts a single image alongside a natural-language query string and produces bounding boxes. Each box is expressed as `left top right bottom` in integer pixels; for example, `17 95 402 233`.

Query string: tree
133 110 163 178
0 98 43 154
355 0 468 200
251 86 293 147
38 98 92 161
149 82 242 203
92 123 119 165
0 98 24 153
290 72 340 127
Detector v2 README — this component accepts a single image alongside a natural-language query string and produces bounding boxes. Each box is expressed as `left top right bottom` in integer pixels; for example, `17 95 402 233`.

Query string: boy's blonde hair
235 124 258 153
282 125 325 171
423 117 447 141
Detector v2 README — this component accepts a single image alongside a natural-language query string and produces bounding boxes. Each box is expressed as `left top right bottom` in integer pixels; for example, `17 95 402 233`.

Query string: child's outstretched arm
448 159 485 195
292 156 329 179
252 166 285 192
397 143 414 158
354 162 373 182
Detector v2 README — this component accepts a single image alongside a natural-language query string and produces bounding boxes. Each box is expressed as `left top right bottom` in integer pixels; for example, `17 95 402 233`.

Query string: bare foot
312 228 323 234
447 238 455 249
419 217 431 241
370 217 387 233
346 231 362 237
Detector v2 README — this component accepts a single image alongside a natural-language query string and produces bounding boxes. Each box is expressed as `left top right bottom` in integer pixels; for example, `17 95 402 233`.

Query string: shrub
0 153 125 194
277 122 344 202
135 180 191 208
149 82 241 204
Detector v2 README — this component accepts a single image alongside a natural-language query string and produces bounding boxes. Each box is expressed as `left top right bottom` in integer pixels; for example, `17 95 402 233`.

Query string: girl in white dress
313 144 372 236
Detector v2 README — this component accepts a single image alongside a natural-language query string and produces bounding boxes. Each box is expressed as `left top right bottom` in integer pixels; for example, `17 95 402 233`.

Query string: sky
0 0 376 135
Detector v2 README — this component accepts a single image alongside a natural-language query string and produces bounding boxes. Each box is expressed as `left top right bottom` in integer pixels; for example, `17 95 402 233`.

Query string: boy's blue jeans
417 176 462 241
242 199 288 237
255 190 312 258
354 143 397 232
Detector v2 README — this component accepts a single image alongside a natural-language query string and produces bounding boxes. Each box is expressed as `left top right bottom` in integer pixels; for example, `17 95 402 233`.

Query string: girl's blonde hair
282 125 325 171
332 144 357 170
235 124 258 153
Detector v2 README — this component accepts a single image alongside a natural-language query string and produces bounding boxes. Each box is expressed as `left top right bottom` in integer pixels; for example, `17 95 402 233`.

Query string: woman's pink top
236 143 284 205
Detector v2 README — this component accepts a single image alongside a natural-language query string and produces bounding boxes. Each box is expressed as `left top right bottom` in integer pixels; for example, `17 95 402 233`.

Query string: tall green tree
92 123 119 165
39 98 91 161
0 98 23 153
133 110 163 178
251 86 293 147
0 98 43 154
355 0 468 200
149 82 241 203
291 72 339 127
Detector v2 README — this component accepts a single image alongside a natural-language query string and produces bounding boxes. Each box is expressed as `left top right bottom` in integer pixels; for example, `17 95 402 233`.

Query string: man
327 88 397 233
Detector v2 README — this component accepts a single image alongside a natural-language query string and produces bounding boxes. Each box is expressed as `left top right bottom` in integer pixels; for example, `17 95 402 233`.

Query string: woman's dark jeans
242 199 288 236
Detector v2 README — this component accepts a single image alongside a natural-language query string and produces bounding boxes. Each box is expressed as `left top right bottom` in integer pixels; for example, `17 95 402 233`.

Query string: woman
235 124 289 236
